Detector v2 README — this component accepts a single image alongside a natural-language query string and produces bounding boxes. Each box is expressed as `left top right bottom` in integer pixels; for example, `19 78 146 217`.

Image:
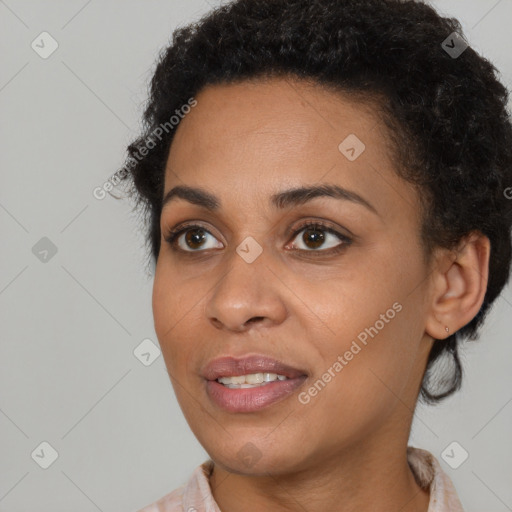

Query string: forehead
164 77 418 222
169 77 381 163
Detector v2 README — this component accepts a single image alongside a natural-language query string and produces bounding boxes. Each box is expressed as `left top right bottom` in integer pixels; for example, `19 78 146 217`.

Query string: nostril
247 316 264 324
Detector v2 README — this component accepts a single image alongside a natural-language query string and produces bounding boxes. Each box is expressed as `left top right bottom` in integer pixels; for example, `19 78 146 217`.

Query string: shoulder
136 459 216 512
136 484 186 512
407 446 465 512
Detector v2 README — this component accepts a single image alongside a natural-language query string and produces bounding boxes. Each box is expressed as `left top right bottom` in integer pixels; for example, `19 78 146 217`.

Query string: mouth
217 372 290 388
202 354 308 413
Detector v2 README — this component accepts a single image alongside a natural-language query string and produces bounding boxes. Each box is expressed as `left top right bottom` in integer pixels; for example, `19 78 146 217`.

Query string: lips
202 354 308 381
202 354 308 413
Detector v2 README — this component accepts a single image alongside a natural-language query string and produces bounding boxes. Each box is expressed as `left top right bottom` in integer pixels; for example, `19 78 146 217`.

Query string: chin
204 434 307 476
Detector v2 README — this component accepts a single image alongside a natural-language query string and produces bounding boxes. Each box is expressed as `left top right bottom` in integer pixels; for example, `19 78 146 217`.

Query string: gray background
1 1 511 511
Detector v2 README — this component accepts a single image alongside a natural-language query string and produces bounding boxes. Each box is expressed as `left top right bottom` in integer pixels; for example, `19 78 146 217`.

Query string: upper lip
202 354 308 381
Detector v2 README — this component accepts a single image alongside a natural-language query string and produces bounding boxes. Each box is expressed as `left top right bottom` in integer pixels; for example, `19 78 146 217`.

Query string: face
152 77 435 475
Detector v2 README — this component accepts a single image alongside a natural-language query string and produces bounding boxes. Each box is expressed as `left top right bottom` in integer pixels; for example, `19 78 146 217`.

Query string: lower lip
206 377 307 413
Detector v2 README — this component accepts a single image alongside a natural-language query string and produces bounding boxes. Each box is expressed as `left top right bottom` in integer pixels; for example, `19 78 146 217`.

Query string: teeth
218 372 289 388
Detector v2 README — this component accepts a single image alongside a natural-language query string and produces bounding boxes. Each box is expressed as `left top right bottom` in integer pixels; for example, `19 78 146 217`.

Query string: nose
204 247 288 333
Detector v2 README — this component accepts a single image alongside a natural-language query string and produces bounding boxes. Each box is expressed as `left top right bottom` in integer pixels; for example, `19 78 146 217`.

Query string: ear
425 231 490 340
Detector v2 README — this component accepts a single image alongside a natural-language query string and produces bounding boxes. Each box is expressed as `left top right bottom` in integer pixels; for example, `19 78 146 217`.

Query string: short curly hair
118 0 512 404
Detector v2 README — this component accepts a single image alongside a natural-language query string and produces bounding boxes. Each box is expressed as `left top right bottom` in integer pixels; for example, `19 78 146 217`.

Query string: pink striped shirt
138 446 464 512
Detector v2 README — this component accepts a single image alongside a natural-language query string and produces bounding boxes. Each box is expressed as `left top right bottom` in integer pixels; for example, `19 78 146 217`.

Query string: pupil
186 229 206 249
304 228 324 248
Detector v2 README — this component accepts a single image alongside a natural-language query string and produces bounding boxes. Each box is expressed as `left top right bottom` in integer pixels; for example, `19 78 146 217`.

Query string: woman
120 0 512 510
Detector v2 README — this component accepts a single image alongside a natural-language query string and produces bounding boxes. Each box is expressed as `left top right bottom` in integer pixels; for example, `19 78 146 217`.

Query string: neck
209 417 430 512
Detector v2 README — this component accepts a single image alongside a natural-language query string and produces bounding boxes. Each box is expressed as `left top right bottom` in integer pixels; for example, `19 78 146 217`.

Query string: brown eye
164 221 352 256
184 228 207 250
164 225 223 252
300 226 325 249
287 222 352 253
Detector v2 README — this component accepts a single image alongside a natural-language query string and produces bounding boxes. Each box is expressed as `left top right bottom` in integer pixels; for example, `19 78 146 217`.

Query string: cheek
291 246 419 353
153 259 198 334
295 304 421 446
152 264 196 366
152 268 204 417
295 244 426 411
152 266 174 345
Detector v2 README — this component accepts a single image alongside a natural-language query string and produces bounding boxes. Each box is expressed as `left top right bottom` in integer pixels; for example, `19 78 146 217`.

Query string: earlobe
425 232 490 340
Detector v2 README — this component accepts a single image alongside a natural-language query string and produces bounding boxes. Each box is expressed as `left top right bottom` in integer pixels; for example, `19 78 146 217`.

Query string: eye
164 223 223 252
286 221 352 254
163 220 352 255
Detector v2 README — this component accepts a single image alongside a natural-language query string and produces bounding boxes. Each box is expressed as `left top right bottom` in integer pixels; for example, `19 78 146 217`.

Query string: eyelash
163 220 352 256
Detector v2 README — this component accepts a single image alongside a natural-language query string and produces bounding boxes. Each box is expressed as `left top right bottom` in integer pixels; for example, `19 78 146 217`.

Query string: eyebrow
161 183 379 215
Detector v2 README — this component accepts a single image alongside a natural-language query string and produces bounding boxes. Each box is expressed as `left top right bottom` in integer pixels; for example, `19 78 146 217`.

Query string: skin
152 76 490 512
